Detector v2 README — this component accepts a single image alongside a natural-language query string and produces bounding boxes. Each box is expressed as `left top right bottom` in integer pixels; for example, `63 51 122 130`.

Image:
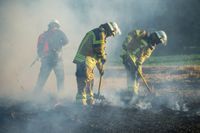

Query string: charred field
0 65 200 133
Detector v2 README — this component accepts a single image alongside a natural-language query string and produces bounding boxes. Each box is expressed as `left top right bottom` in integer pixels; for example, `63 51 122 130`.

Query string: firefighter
73 22 121 105
121 30 167 97
34 19 69 93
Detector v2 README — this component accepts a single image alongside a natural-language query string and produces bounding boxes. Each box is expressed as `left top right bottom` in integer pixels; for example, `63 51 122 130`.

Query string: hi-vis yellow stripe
75 54 85 62
74 31 92 62
93 40 105 44
74 30 105 63
91 32 105 44
75 57 84 62
76 54 85 59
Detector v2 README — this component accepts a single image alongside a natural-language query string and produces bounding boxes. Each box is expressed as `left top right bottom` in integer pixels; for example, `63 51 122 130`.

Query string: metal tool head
94 93 112 106
94 93 105 101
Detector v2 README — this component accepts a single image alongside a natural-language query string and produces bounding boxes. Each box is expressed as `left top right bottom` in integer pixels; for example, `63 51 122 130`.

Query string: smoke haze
0 1 200 133
0 0 199 102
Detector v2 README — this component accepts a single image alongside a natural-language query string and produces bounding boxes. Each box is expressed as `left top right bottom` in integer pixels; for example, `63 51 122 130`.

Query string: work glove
101 58 106 65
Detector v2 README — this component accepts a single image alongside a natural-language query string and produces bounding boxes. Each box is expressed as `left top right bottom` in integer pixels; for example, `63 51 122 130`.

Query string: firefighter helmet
154 31 167 45
48 19 60 29
99 22 121 37
108 22 121 36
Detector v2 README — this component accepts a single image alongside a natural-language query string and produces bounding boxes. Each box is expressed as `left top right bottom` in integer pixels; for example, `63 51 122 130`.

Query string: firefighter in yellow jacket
121 30 167 96
73 22 121 105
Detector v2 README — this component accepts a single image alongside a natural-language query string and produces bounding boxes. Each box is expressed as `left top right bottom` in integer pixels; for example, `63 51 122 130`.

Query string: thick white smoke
0 0 169 102
0 2 198 133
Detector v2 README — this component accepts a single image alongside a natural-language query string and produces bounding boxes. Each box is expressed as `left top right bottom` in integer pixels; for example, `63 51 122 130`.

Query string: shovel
94 74 105 101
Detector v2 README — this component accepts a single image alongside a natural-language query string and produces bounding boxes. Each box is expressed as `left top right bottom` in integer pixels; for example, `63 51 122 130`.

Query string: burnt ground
0 65 200 133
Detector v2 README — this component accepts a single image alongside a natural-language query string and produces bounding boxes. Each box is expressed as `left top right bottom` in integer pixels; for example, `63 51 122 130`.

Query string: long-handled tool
94 73 105 101
30 56 39 67
127 54 153 93
135 66 152 93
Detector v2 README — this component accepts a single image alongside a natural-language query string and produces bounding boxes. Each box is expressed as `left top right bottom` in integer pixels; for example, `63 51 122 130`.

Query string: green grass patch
110 54 200 66
145 54 200 66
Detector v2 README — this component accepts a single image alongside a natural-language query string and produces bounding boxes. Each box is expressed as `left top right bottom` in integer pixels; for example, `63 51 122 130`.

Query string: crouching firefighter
34 19 69 93
73 22 121 105
120 30 167 99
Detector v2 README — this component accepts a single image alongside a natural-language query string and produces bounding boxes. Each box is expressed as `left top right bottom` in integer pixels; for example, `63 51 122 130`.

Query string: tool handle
137 69 152 93
97 74 102 97
30 57 39 67
128 54 152 93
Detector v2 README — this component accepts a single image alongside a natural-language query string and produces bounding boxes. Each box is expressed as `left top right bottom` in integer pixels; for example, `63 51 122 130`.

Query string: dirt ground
0 65 200 133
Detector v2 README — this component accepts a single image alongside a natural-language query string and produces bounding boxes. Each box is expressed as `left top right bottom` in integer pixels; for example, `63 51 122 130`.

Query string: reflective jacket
121 29 155 65
73 28 106 66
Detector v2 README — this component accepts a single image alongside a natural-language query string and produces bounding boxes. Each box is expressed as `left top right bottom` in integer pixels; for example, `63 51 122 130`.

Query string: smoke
0 2 199 133
0 0 167 102
0 0 198 109
0 0 80 101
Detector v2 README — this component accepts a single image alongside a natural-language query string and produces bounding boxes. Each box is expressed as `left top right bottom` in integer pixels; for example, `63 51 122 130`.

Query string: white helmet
155 31 167 45
108 22 121 36
100 22 121 37
48 19 60 29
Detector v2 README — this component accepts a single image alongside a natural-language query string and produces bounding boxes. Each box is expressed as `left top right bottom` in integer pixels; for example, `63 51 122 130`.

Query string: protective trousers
124 58 142 95
34 57 64 92
75 60 96 105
